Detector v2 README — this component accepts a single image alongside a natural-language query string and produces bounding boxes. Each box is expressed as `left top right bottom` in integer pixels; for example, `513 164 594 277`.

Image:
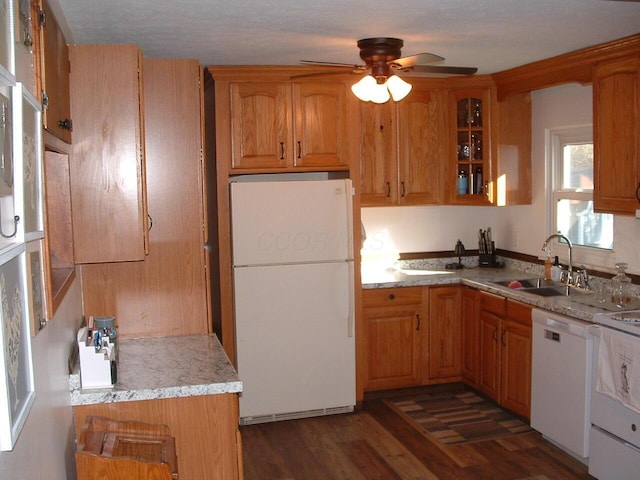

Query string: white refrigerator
231 177 356 424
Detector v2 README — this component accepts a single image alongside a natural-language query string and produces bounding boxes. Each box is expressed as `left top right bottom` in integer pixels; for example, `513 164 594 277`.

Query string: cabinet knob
59 118 73 131
632 423 637 432
388 293 395 300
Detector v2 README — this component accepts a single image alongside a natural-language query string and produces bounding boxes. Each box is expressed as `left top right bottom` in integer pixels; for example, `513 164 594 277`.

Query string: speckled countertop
363 256 640 336
70 334 242 406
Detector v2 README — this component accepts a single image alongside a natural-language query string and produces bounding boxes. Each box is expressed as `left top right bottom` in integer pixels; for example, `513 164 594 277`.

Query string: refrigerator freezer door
234 261 355 421
230 179 353 266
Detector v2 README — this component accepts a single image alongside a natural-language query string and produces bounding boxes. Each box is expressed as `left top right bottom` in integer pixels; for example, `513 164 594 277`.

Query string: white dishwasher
531 308 593 462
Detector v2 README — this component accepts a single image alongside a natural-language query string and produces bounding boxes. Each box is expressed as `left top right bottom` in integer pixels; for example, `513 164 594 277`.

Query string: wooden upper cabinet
293 82 347 168
448 88 492 205
80 59 209 339
68 44 148 263
359 85 444 206
359 101 397 205
398 87 445 205
593 54 640 215
229 80 348 171
230 82 291 169
37 0 72 143
493 92 532 206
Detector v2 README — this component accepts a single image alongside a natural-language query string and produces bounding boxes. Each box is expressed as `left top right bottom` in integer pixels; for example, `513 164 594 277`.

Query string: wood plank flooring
241 385 594 480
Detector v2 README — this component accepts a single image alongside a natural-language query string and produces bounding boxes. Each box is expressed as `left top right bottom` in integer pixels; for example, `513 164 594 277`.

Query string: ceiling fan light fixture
386 74 412 101
351 75 387 103
351 74 411 104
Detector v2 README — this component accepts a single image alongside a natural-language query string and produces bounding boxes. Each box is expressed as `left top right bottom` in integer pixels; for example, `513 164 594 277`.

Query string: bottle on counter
611 262 632 307
551 256 562 282
544 254 552 281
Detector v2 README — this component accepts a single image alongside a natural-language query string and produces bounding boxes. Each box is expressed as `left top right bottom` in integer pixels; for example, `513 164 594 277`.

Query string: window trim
545 125 614 270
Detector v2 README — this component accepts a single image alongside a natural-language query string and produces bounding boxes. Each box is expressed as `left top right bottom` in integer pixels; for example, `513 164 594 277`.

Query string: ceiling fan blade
291 69 368 80
300 60 364 69
401 64 478 76
392 52 445 68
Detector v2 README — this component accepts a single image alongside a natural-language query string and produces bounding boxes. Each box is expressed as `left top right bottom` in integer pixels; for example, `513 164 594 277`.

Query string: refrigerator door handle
344 179 354 258
348 261 354 338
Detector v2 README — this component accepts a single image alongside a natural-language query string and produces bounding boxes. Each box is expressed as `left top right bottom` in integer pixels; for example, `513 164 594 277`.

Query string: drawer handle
388 293 395 300
635 182 640 203
386 182 391 198
416 314 421 331
633 423 637 432
279 142 285 160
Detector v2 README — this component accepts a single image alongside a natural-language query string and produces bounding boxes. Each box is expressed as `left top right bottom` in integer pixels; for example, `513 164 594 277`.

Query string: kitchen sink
492 278 570 296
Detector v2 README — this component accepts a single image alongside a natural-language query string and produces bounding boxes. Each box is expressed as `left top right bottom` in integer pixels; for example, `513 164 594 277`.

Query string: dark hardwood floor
241 385 594 480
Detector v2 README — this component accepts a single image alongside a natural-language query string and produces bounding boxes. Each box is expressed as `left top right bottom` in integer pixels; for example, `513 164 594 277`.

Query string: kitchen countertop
70 333 242 406
362 261 640 336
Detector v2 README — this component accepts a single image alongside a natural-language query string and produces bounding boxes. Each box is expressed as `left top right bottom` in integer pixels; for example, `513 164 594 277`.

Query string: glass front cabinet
450 89 492 205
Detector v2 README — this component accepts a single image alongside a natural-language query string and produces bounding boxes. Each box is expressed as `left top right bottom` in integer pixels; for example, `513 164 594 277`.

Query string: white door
234 261 355 420
230 179 353 266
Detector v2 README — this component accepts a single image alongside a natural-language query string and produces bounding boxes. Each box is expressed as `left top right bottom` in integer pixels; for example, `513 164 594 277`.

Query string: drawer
480 291 506 316
507 300 532 326
589 426 640 480
363 287 424 308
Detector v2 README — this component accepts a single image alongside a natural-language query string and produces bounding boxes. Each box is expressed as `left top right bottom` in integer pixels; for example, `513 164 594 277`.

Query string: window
549 126 613 253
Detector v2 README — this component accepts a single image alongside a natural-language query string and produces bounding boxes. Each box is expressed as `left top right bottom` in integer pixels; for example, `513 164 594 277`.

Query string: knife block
479 253 498 268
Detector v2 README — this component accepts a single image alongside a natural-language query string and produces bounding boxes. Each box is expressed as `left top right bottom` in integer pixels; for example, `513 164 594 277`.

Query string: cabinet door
293 82 348 168
500 319 532 419
461 287 480 387
359 101 397 205
398 87 445 205
448 88 492 205
69 45 148 263
478 309 500 401
493 92 531 205
229 82 292 170
593 54 640 215
428 286 462 381
363 287 423 391
39 0 71 143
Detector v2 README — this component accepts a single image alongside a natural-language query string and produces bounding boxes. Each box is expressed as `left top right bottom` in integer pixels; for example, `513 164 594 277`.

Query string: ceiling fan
299 37 478 103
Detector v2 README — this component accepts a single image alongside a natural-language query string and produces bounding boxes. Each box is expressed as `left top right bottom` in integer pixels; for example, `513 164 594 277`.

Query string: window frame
545 125 614 270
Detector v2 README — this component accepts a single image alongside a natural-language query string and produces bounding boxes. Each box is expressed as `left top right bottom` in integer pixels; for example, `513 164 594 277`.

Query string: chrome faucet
542 233 573 283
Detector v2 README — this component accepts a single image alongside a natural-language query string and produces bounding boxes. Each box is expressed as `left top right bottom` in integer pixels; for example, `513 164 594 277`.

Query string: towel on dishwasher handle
596 327 640 415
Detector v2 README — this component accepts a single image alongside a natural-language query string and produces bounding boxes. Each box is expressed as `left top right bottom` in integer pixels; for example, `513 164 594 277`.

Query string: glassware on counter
611 262 632 308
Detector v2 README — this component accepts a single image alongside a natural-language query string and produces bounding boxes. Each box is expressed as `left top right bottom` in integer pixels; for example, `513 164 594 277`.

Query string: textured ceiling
52 0 640 75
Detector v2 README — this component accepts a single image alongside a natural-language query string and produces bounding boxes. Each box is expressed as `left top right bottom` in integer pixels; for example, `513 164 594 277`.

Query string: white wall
0 275 82 480
362 82 640 275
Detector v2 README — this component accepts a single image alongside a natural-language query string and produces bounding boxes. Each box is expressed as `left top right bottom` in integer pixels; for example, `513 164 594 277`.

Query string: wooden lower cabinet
478 291 532 419
461 287 481 387
428 286 462 382
363 287 426 391
363 285 464 391
73 394 243 480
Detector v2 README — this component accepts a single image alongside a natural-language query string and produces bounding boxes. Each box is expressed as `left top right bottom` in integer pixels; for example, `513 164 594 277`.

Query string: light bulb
369 82 390 104
351 75 377 102
386 75 412 101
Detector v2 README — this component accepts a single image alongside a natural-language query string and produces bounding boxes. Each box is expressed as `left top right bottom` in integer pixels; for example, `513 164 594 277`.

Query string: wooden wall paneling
81 58 209 339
